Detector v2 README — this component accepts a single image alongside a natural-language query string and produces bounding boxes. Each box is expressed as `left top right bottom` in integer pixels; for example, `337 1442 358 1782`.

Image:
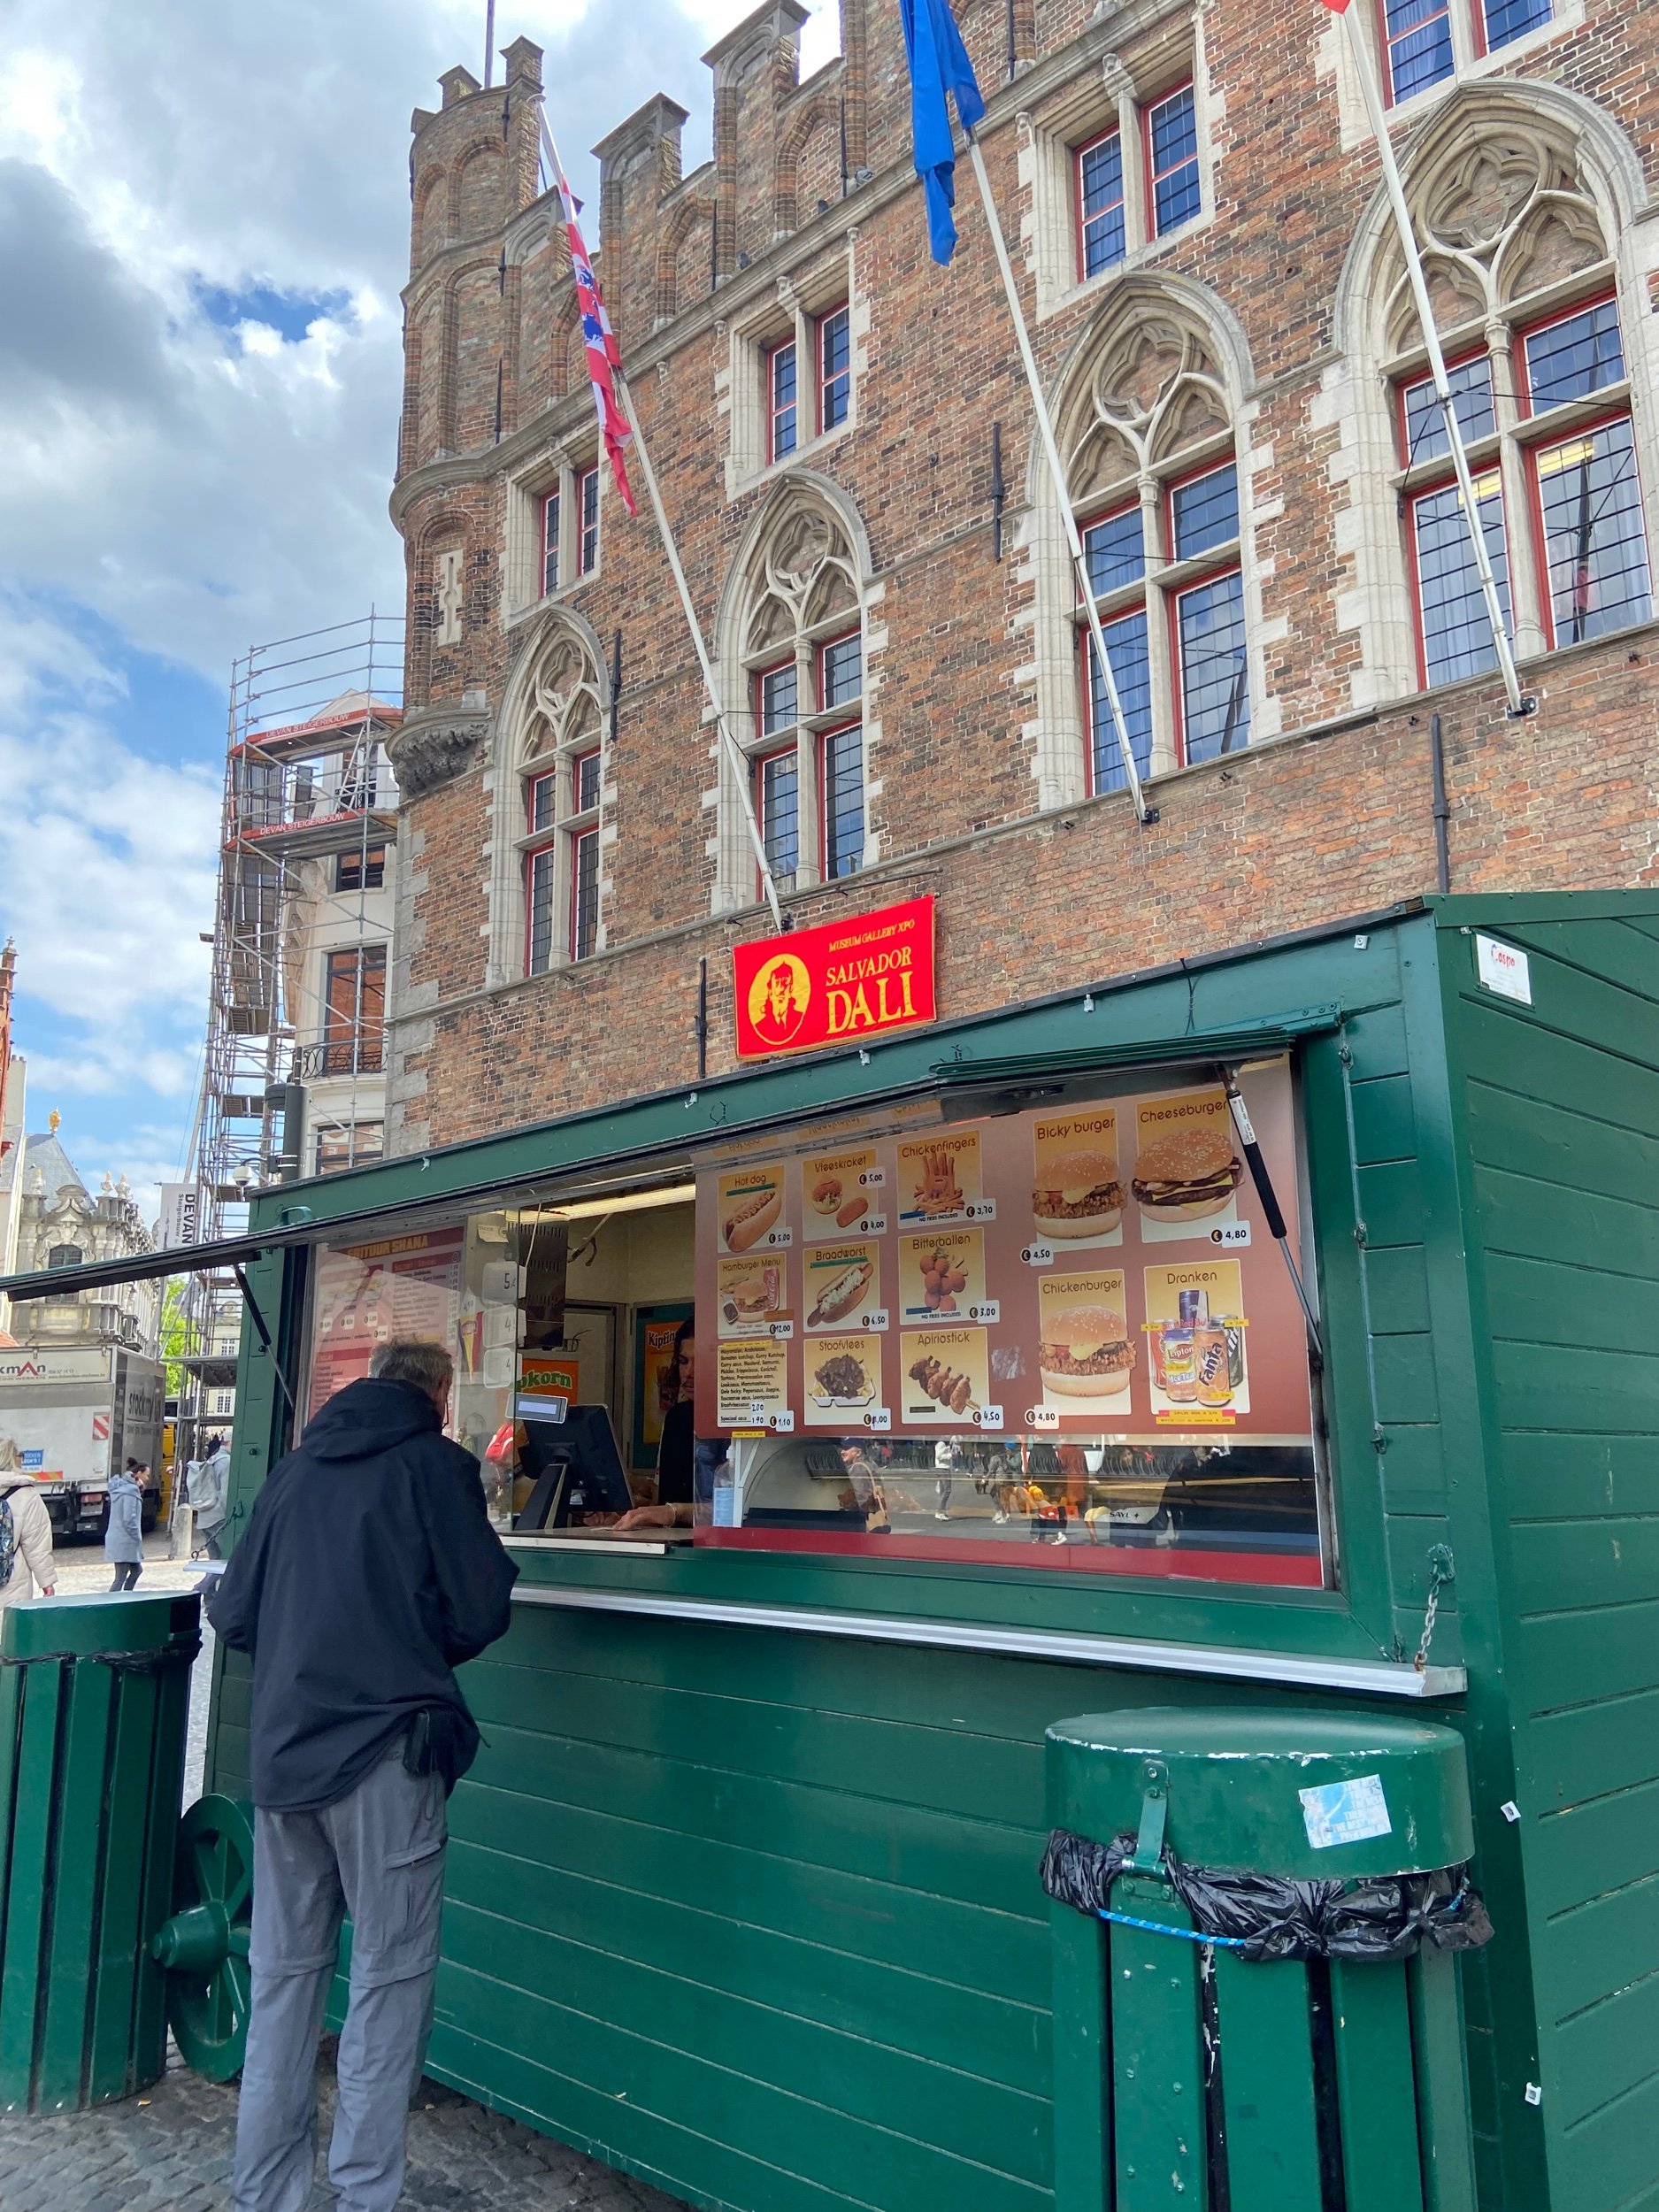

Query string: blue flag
899 0 987 265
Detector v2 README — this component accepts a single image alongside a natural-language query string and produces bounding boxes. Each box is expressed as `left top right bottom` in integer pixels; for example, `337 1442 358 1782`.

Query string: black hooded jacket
208 1377 518 1811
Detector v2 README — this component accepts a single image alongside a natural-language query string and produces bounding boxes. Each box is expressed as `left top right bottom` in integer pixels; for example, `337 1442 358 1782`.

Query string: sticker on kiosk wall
803 1148 887 1240
717 1167 791 1255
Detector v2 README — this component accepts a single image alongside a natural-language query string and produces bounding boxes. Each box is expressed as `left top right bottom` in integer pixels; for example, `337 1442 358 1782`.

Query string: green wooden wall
1440 896 1659 2212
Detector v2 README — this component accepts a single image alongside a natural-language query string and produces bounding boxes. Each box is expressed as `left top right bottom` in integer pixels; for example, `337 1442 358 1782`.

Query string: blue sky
0 0 839 1221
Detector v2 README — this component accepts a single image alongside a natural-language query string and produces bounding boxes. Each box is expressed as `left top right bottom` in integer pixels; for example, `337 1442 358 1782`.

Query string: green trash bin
0 1590 201 2112
1045 1708 1486 2212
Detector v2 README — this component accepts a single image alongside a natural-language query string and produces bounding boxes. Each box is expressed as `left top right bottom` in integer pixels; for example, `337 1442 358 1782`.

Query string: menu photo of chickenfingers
896 1129 991 1227
1131 1087 1245 1243
898 1229 994 1324
716 1255 793 1340
803 1147 887 1240
1144 1260 1249 1422
900 1327 993 1425
1037 1271 1136 1413
1031 1110 1125 1249
718 1165 792 1255
805 1333 885 1426
716 1334 793 1432
803 1241 885 1333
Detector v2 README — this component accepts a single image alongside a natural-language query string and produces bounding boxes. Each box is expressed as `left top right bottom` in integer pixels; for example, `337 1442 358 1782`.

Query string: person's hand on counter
613 1502 693 1531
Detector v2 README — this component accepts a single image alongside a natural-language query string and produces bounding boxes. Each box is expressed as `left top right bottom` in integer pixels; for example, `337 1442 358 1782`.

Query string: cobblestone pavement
0 2042 688 2211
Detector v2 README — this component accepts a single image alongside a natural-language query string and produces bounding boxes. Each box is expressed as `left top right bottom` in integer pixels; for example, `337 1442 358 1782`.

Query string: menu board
694 1062 1314 1447
307 1227 465 1418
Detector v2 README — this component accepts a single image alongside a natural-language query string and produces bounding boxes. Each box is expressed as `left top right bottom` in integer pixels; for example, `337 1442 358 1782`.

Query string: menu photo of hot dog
802 1147 887 1240
718 1165 792 1255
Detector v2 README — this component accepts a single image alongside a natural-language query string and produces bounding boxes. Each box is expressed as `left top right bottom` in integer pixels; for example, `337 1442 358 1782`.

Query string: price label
768 1320 795 1340
858 1310 890 1333
1025 1406 1061 1431
1210 1222 1252 1247
860 1212 889 1238
748 1397 767 1421
864 1408 892 1432
973 1403 1005 1431
858 1167 887 1188
1021 1242 1056 1268
762 1226 794 1248
965 1300 1001 1325
962 1200 997 1222
769 1409 795 1433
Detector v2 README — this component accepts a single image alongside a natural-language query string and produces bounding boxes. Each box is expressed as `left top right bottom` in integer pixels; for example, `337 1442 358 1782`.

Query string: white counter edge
510 1583 1465 1698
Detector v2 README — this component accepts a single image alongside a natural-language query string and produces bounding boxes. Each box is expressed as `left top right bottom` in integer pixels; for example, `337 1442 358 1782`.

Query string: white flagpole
1340 11 1529 718
963 128 1155 826
537 111 786 929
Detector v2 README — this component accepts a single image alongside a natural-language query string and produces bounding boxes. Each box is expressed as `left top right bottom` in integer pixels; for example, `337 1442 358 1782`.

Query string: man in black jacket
209 1340 517 2212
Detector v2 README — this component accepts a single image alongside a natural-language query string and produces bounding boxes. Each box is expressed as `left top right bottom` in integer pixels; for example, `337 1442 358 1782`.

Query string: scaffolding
173 612 404 1459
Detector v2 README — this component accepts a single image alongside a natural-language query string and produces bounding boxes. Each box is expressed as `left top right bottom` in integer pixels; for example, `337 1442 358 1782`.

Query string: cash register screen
514 1404 634 1530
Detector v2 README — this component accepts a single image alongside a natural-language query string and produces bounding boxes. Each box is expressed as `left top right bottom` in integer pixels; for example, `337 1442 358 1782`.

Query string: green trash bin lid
1047 1707 1475 1880
2 1590 202 1662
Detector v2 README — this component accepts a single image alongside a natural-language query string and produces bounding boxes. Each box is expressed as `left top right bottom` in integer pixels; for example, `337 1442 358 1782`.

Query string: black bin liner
1041 1826 1494 1962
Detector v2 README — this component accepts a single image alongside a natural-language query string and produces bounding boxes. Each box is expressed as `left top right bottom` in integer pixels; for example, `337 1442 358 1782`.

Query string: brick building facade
385 0 1659 1153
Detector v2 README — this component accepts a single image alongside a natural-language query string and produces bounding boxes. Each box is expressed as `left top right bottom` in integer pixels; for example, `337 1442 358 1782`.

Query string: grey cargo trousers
231 1738 448 2212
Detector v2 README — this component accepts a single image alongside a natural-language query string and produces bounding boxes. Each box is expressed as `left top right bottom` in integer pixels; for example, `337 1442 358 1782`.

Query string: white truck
0 1346 165 1539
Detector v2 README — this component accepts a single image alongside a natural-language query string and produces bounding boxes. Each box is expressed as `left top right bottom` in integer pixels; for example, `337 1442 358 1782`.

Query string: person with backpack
0 1444 57 1609
105 1459 145 1590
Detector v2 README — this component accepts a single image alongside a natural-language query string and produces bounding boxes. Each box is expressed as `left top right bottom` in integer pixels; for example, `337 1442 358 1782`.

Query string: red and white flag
554 165 638 518
1317 0 1349 10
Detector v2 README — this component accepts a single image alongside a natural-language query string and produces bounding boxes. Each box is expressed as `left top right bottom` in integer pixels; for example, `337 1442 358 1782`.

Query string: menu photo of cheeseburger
1031 1110 1125 1247
1037 1271 1136 1409
1131 1088 1245 1242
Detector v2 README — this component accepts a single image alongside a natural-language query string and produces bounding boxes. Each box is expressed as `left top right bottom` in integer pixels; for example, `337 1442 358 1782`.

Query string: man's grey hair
369 1340 455 1396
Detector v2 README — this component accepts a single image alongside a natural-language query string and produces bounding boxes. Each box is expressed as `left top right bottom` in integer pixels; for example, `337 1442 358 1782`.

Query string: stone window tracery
1379 121 1651 681
719 497 869 909
1057 295 1252 793
508 625 608 975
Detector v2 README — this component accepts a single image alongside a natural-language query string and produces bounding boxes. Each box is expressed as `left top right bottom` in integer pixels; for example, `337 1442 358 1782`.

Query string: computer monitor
514 1404 634 1531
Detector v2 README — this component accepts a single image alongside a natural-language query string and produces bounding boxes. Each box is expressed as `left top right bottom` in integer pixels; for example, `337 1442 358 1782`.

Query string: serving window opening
296 1051 1332 1588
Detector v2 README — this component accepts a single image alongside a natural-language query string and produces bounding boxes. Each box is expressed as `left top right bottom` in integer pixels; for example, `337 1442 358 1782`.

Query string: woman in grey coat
105 1460 145 1590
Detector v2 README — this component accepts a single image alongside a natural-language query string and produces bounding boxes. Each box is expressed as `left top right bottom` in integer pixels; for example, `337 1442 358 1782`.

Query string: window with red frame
767 340 798 462
818 631 864 879
576 466 599 574
541 488 561 595
1145 84 1200 237
569 827 600 960
1076 127 1126 280
1396 293 1648 683
756 747 799 886
1379 0 1553 104
526 771 558 975
321 945 387 1075
818 306 851 433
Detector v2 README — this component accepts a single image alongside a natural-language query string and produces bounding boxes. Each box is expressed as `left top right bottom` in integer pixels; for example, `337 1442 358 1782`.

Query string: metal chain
1416 1545 1455 1671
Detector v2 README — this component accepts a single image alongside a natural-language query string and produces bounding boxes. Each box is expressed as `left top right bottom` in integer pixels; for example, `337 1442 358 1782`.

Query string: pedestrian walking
208 1340 518 2212
105 1458 145 1590
0 1445 56 1609
192 1432 231 1558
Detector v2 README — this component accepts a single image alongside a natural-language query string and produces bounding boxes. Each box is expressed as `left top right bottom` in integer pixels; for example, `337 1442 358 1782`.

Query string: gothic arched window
512 626 606 973
1057 290 1253 794
1377 118 1650 684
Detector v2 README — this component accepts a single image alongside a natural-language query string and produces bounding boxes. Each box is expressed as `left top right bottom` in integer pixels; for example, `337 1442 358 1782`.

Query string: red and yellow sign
733 896 936 1061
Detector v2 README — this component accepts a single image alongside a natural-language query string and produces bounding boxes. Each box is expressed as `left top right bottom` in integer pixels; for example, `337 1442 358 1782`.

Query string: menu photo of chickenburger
1037 1271 1136 1411
1131 1088 1245 1242
1031 1110 1125 1248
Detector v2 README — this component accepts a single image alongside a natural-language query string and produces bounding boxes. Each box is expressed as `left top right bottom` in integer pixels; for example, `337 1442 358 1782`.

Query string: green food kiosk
198 891 1657 2212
